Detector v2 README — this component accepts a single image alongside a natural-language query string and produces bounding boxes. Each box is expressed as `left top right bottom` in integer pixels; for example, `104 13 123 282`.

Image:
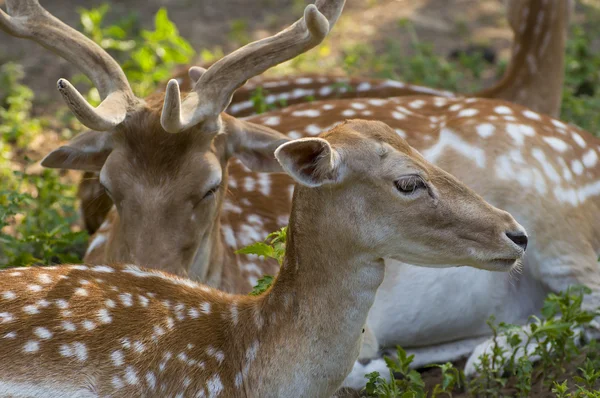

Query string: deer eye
394 175 426 195
202 185 220 200
100 182 113 200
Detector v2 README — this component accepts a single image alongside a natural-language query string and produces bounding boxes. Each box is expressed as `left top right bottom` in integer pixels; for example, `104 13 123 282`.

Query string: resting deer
181 0 571 119
78 0 572 234
0 120 528 397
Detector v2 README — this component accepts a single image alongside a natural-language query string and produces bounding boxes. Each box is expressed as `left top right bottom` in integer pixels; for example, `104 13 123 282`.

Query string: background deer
78 0 572 234
0 120 527 397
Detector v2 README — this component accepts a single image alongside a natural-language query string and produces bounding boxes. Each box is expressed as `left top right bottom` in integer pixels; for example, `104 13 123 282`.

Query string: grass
1 3 600 396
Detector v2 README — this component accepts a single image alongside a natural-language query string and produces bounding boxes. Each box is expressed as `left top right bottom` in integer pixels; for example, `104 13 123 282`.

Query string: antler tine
0 0 139 131
161 0 346 134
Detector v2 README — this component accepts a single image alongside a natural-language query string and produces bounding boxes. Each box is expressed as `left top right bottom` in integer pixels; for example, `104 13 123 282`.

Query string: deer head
277 119 528 272
0 0 346 277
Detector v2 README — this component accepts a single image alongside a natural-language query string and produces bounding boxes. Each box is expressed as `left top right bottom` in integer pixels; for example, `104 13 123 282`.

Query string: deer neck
478 0 569 117
253 187 386 395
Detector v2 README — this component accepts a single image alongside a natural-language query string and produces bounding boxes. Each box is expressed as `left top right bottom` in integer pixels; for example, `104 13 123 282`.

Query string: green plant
77 4 194 98
1 171 88 267
0 63 44 148
236 227 287 295
364 346 426 398
561 24 600 136
250 87 288 115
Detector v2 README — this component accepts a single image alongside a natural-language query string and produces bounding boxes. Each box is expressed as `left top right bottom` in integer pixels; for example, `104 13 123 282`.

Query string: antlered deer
0 120 527 397
78 0 572 233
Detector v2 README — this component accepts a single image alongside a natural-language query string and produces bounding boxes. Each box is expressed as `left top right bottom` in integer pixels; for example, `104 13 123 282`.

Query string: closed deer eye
202 185 220 200
394 175 426 195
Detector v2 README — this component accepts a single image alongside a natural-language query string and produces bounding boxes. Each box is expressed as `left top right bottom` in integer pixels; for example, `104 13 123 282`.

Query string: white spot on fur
23 305 39 315
543 137 569 152
531 149 561 183
207 374 224 398
231 302 239 326
0 312 14 324
392 111 406 120
105 299 116 309
505 124 535 146
1 291 16 301
494 106 512 115
357 82 372 92
38 274 52 284
305 124 322 135
3 332 17 339
92 265 114 273
571 131 587 148
61 321 76 332
98 308 112 324
476 124 495 138
571 159 584 175
28 285 42 292
423 128 486 168
342 109 356 117
368 99 387 106
125 366 138 385
207 346 225 364
138 295 149 308
583 149 598 168
409 100 425 109
146 372 157 391
74 288 88 297
82 320 97 331
523 110 542 120
111 376 125 390
261 116 280 126
457 109 478 117
119 293 133 307
292 109 320 117
134 341 145 353
34 327 52 339
111 350 124 366
23 341 39 353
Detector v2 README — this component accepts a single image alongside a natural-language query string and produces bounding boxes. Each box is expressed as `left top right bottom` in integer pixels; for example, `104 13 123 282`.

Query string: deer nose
505 231 528 250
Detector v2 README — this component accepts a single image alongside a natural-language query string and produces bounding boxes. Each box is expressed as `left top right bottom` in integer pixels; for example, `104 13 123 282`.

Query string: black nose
506 231 528 250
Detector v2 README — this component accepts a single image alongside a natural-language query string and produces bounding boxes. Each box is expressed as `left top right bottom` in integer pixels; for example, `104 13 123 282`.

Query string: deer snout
505 230 528 251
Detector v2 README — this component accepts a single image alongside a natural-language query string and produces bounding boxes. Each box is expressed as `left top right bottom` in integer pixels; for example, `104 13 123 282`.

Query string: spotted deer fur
78 0 571 234
0 120 529 397
81 93 600 388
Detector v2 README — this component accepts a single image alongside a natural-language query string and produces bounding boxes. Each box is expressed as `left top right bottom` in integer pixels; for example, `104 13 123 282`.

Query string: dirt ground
0 0 587 107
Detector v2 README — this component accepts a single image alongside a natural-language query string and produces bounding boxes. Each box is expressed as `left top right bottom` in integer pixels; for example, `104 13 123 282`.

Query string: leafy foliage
236 227 287 295
77 4 194 98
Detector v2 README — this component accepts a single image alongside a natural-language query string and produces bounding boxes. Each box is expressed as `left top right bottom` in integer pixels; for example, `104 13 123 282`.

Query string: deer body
0 121 527 397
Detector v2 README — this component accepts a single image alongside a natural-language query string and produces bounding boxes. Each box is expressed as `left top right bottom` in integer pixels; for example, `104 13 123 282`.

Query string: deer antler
160 0 346 134
0 0 139 131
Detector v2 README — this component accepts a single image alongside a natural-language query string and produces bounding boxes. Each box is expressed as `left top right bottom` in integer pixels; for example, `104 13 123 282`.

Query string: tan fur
0 121 525 397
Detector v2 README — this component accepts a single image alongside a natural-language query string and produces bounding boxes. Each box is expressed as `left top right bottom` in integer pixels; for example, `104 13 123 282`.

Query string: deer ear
41 130 112 172
274 137 342 187
225 116 290 172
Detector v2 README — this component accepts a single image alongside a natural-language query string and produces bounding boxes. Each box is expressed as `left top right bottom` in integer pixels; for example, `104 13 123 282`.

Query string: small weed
236 227 287 295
